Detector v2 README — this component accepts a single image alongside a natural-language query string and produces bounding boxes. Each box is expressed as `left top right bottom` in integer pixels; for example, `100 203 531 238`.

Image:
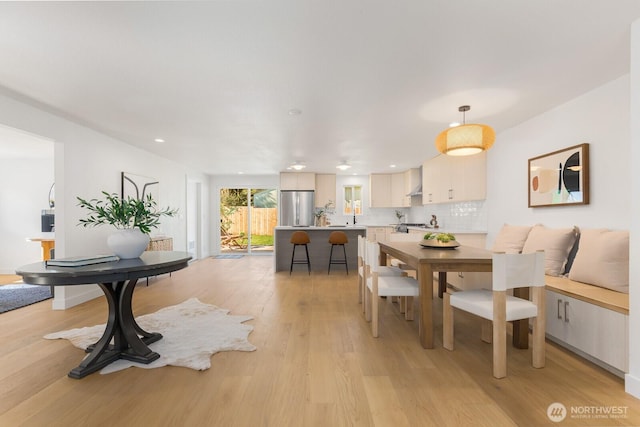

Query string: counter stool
328 231 349 274
290 231 311 275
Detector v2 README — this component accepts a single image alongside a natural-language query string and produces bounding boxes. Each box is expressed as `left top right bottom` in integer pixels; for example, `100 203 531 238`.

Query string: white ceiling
1 1 639 175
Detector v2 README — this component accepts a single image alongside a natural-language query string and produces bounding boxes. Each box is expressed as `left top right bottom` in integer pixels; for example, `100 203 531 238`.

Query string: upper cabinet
370 171 418 208
315 174 336 208
369 174 392 207
280 172 316 190
422 152 486 204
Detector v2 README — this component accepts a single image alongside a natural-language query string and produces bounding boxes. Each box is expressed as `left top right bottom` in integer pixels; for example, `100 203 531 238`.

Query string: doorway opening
219 188 277 254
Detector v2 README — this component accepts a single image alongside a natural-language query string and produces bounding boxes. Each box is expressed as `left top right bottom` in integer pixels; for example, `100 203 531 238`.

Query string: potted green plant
77 191 177 259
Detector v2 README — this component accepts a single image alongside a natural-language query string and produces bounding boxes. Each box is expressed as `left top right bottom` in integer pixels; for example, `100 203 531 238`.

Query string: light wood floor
1 256 639 426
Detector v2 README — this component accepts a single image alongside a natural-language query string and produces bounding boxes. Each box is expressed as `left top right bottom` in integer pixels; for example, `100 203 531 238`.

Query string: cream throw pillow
492 224 533 254
568 229 629 293
521 225 578 276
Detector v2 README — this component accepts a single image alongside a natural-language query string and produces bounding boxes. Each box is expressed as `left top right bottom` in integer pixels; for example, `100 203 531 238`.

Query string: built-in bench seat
544 275 629 315
491 224 630 377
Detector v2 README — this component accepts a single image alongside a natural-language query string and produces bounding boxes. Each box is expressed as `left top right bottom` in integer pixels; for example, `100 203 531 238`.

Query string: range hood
407 184 422 196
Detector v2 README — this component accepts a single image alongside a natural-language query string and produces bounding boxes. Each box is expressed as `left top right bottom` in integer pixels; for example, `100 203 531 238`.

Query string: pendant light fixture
435 105 495 156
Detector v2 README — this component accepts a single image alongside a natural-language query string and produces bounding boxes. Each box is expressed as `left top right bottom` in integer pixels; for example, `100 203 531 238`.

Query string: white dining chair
358 235 405 314
443 251 546 378
365 240 419 337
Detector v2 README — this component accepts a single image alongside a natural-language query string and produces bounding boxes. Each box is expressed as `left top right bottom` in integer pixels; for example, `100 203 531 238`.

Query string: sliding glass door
219 188 277 254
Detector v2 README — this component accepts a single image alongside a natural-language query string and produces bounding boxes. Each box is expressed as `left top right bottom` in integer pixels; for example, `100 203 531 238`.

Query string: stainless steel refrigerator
280 190 315 226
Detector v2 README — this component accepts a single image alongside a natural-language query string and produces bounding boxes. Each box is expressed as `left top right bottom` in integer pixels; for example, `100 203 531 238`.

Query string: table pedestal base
68 279 162 379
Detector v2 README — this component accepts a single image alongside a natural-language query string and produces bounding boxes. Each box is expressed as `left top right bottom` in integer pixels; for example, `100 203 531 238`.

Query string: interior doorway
219 188 277 254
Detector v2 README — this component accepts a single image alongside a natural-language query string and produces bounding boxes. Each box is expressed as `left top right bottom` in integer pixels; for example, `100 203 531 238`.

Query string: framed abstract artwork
528 143 589 207
121 172 159 201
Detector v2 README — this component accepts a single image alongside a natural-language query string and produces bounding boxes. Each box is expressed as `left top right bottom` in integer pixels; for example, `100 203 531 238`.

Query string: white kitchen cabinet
366 226 392 242
546 289 628 374
369 174 392 207
422 153 486 204
390 173 406 207
280 172 316 190
315 174 336 208
370 172 411 208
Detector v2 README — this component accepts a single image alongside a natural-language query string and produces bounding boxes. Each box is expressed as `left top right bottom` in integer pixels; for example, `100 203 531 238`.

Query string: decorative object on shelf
314 200 335 227
77 191 177 259
528 143 589 207
420 232 460 249
435 105 495 156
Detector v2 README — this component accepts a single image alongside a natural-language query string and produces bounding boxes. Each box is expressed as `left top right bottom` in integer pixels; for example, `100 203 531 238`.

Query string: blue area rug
215 254 244 259
0 283 52 313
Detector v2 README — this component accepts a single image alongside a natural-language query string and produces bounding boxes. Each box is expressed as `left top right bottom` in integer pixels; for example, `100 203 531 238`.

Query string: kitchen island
274 226 366 273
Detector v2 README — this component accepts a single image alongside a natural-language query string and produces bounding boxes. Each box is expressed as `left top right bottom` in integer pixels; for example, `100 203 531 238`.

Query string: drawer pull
557 299 562 319
564 301 570 323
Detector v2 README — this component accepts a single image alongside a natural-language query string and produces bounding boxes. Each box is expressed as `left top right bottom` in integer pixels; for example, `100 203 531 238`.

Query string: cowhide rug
44 297 256 374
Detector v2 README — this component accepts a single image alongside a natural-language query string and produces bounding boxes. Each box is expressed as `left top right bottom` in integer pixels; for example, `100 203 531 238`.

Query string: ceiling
1 1 639 175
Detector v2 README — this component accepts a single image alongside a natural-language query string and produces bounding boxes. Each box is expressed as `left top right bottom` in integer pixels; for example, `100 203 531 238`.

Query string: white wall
485 71 636 394
626 18 640 399
0 130 54 273
0 92 210 308
485 74 631 246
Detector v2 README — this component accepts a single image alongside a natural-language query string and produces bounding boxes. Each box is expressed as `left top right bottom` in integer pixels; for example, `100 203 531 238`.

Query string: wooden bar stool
328 231 349 274
290 231 311 275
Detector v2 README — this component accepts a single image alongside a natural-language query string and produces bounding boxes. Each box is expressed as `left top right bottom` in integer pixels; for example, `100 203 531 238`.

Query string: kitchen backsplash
329 200 488 231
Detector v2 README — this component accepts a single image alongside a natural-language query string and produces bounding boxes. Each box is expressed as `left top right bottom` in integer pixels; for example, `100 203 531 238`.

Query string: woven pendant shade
435 105 495 156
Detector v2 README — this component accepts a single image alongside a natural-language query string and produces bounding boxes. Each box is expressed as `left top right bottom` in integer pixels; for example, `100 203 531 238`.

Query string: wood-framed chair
443 251 546 378
357 235 406 313
364 240 419 337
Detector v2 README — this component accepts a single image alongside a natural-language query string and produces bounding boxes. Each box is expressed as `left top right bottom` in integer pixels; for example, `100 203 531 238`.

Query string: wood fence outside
227 207 277 236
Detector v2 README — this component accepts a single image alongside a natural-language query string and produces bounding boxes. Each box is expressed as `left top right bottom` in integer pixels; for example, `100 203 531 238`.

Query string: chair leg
481 319 492 343
532 287 545 368
371 274 380 337
328 245 334 274
443 292 454 350
304 244 311 275
404 297 414 321
342 244 348 275
290 245 297 275
364 284 371 320
493 291 507 379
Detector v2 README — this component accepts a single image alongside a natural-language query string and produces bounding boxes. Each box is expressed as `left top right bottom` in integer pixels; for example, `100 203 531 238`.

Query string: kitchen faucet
430 214 438 229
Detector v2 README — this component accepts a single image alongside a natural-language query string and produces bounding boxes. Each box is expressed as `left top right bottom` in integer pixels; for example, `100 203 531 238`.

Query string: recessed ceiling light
449 122 460 128
154 138 165 143
289 162 306 170
238 171 244 174
288 108 302 116
390 164 396 168
336 162 352 171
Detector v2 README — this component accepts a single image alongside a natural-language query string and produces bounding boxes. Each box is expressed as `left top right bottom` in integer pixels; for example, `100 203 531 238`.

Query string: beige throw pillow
492 224 533 254
568 229 629 293
521 225 578 276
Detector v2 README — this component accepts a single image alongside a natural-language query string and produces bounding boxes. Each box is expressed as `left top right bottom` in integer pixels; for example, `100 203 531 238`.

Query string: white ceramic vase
107 228 150 259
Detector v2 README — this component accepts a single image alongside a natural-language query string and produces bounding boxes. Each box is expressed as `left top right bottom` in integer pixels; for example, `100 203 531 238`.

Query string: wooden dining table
378 241 529 350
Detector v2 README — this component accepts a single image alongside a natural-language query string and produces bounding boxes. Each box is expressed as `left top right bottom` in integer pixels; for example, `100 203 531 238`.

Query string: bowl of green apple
419 232 460 249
